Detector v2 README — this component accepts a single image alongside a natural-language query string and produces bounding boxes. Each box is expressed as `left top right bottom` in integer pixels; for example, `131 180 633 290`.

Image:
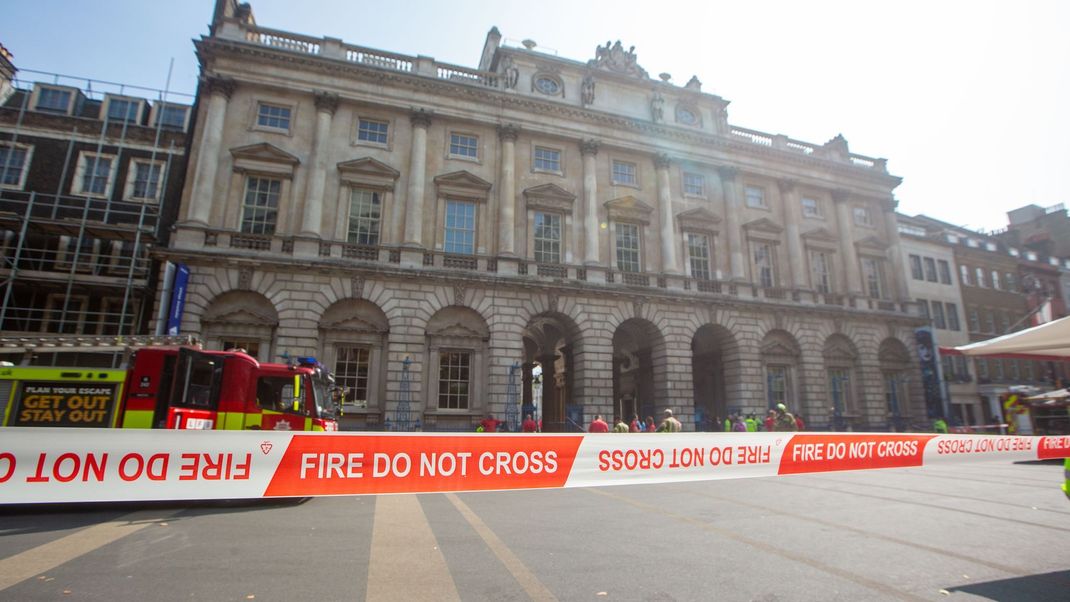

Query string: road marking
367 495 459 602
589 488 927 602
0 509 180 591
445 493 558 602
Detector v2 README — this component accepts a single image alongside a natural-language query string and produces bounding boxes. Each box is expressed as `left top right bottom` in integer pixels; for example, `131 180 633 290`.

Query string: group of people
588 409 683 433
721 404 804 432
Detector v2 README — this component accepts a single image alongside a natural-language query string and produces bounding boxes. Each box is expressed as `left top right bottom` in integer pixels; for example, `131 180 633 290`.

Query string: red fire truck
1 338 340 431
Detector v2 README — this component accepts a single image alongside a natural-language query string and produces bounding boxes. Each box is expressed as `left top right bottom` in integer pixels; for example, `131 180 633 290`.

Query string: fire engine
0 336 340 431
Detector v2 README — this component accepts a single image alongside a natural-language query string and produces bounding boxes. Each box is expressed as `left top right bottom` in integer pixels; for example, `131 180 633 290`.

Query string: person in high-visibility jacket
1064 458 1070 501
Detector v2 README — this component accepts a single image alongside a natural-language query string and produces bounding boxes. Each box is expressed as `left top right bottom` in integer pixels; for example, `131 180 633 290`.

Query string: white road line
445 493 558 602
0 509 181 591
366 495 460 602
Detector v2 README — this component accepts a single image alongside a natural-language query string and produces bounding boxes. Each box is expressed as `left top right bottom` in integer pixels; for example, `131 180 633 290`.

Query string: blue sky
4 0 1068 233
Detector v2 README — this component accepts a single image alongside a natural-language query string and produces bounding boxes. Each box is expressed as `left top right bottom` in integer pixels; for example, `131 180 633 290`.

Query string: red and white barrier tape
1 428 1067 504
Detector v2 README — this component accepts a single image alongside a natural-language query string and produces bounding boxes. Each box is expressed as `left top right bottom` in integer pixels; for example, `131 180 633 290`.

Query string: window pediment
761 341 798 357
523 183 576 213
337 157 400 190
434 170 492 201
675 207 721 232
743 217 784 235
428 321 489 341
202 307 279 327
319 315 389 335
856 235 889 255
802 227 839 250
605 195 654 224
231 142 300 177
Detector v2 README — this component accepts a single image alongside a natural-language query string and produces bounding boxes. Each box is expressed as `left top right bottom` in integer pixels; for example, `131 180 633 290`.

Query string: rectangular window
938 260 952 284
98 298 140 336
80 155 113 196
156 104 189 129
533 212 562 264
1005 273 1017 292
810 250 831 293
240 177 281 235
444 200 476 254
615 223 641 273
861 257 883 299
753 242 775 288
612 160 637 186
968 307 980 332
438 351 471 410
533 147 561 173
222 340 261 359
917 299 930 320
43 294 88 334
766 365 791 408
449 133 478 159
999 312 1010 334
0 145 29 188
1023 361 1034 381
960 264 971 286
909 255 923 280
801 197 821 218
347 189 382 246
853 206 872 226
923 257 937 282
683 172 705 196
984 310 995 333
932 301 946 330
36 87 72 113
1008 359 1020 380
828 368 850 415
993 359 1004 380
128 160 163 200
744 186 766 209
687 233 711 280
946 302 961 331
954 356 970 381
975 267 986 287
256 102 291 130
991 270 1001 290
335 346 370 409
357 118 389 145
976 358 988 380
106 98 140 123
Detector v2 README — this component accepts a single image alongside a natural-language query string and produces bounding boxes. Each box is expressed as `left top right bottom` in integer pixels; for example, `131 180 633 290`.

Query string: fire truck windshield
311 371 339 420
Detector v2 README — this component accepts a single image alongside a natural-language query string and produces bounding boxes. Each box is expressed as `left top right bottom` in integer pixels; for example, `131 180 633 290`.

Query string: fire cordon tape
0 428 1068 504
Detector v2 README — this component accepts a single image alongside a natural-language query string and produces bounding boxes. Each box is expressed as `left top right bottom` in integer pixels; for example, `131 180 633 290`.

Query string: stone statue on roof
588 40 648 79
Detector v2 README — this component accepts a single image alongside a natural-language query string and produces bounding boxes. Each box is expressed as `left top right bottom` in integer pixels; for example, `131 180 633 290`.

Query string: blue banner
166 263 190 335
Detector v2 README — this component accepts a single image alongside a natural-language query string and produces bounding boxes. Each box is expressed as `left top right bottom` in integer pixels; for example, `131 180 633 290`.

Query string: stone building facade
160 0 924 431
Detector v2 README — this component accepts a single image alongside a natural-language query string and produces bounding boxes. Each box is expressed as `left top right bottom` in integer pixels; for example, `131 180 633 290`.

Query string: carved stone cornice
497 124 519 142
410 109 433 128
580 139 600 156
654 153 671 170
203 75 236 99
313 90 339 115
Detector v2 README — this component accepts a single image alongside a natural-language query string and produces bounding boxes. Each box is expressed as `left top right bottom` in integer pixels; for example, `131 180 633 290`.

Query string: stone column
883 198 909 301
778 179 807 289
833 190 863 294
655 153 678 274
403 110 432 247
188 76 235 225
300 91 338 237
581 140 601 265
718 166 745 280
497 125 518 257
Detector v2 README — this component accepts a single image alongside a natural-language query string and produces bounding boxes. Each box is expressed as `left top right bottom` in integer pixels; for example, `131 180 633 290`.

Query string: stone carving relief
500 55 519 90
454 284 467 306
581 75 595 106
237 267 253 290
587 40 648 78
351 276 365 299
650 92 665 123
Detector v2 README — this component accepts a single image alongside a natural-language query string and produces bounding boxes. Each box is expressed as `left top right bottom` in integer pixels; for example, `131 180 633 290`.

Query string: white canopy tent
947 315 1070 360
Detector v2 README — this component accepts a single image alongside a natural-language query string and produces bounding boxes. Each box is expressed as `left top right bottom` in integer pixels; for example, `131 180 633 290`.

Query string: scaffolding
0 67 193 367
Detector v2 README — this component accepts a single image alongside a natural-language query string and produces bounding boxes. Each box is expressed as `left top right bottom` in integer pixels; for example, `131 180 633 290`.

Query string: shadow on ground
946 570 1070 601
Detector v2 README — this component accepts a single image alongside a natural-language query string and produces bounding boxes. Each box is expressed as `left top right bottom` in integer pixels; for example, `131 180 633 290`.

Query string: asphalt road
0 460 1067 601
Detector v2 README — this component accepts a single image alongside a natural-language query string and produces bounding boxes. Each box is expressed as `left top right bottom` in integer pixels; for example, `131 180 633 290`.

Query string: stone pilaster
497 124 519 257
300 91 339 237
581 139 600 265
718 166 745 280
187 76 235 225
833 189 863 295
882 198 908 302
778 179 807 289
403 110 432 247
655 153 678 274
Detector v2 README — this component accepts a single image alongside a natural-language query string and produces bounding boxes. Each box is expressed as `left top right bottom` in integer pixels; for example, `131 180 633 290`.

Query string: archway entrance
692 324 735 431
522 313 580 432
612 318 666 427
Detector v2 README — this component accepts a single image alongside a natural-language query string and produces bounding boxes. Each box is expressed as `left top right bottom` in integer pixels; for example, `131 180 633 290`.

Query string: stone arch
522 311 583 432
879 337 915 430
824 333 861 429
612 317 668 428
691 323 739 430
760 329 802 411
201 290 279 361
318 299 390 416
423 306 491 430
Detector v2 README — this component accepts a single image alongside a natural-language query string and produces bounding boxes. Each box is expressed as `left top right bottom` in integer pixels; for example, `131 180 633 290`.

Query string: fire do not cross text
299 450 560 480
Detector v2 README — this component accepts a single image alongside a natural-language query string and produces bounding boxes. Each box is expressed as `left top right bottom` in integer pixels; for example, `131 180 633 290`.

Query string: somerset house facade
162 0 925 431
